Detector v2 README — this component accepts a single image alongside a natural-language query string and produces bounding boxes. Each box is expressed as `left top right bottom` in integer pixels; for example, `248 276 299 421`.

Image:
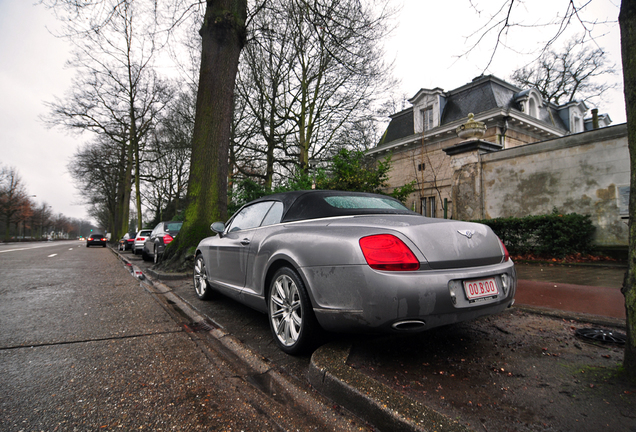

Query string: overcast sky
0 0 624 224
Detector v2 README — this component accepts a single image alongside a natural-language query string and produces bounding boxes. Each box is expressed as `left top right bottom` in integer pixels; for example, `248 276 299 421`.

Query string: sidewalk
514 261 626 321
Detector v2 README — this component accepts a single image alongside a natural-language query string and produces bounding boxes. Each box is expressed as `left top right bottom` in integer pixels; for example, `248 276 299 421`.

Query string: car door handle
241 238 250 245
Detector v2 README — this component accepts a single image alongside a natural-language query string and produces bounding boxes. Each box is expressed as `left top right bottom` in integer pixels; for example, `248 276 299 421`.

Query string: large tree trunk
620 0 636 382
113 140 131 241
163 0 247 266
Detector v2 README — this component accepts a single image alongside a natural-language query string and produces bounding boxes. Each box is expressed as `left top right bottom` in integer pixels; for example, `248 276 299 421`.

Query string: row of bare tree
0 166 93 241
46 0 395 242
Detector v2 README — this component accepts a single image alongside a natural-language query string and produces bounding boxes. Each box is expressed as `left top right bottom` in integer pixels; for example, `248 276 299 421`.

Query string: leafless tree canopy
510 35 617 106
42 0 174 238
232 0 397 189
464 0 616 72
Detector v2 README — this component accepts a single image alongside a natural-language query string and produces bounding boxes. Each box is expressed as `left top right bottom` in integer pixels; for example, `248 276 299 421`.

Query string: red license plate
464 277 499 300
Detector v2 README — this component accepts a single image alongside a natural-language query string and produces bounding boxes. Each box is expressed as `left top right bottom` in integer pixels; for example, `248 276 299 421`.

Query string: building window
422 106 434 131
421 196 436 217
528 97 538 118
573 115 582 133
417 162 425 171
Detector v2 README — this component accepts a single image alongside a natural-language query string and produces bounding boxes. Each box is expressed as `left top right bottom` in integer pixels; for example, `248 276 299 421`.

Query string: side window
227 202 275 232
261 202 284 227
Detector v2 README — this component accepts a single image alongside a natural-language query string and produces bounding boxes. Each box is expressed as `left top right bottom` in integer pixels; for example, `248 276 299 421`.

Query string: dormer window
556 100 587 133
422 106 434 131
408 88 445 134
528 97 538 118
515 88 543 119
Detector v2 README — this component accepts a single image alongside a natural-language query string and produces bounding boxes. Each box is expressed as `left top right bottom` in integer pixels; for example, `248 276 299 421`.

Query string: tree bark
620 0 636 382
163 0 247 265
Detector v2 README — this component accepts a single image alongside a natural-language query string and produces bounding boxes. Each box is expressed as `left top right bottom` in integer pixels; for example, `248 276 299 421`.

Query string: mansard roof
441 75 519 124
380 109 414 145
377 75 573 148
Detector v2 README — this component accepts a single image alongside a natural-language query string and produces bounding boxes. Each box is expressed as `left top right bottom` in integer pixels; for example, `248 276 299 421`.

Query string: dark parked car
132 229 153 255
86 233 107 248
117 232 136 251
193 190 516 354
142 221 183 263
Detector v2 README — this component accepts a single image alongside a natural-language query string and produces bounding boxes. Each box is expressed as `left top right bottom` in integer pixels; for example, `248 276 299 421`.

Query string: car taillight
359 234 419 271
163 234 174 244
138 237 145 241
101 238 107 241
499 238 510 262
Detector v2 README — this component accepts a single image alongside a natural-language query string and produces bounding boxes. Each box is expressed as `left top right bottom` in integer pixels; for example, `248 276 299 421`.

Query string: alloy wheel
193 256 209 299
269 274 302 347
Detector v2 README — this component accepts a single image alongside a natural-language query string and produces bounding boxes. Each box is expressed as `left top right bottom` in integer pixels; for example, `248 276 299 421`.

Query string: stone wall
476 124 629 247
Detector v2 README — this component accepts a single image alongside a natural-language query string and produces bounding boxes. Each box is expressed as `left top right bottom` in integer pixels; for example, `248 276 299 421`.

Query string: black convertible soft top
249 190 415 223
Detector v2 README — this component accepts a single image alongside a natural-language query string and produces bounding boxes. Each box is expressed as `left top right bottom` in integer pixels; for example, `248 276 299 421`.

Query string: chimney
592 108 599 129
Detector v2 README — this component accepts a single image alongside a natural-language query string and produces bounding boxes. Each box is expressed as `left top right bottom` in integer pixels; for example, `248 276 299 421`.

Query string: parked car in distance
193 190 516 355
132 229 153 255
142 221 183 263
118 232 136 251
86 233 107 248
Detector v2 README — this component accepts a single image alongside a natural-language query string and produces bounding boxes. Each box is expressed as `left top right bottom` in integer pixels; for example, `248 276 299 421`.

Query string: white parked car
133 229 153 255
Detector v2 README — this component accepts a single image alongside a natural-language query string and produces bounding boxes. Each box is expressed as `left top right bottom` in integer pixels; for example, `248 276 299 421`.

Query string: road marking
48 254 58 258
0 241 76 254
0 248 31 253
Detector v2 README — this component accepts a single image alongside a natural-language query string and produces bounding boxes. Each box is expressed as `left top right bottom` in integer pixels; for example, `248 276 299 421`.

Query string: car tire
267 266 321 355
193 254 213 300
141 248 150 262
153 245 159 264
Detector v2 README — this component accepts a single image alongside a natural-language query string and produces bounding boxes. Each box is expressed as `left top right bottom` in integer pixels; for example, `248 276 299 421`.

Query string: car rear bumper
303 261 516 333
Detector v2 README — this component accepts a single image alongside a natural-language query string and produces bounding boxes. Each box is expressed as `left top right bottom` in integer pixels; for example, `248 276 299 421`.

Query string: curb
308 341 471 432
144 267 190 281
513 304 626 329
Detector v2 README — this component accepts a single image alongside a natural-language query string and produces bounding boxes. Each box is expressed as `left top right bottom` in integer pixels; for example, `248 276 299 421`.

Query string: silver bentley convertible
194 190 516 354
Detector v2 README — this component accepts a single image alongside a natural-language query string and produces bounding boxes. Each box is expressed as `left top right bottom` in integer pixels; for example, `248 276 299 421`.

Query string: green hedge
472 210 596 258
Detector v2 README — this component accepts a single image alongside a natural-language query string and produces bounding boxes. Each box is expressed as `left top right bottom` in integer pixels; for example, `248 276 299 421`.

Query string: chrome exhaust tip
392 320 426 331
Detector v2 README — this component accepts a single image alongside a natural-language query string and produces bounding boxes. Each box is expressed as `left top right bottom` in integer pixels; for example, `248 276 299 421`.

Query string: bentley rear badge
457 229 475 239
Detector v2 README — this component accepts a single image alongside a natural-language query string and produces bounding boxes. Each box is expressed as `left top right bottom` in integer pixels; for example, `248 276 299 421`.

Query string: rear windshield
165 222 183 232
324 196 408 211
90 234 104 238
281 192 414 222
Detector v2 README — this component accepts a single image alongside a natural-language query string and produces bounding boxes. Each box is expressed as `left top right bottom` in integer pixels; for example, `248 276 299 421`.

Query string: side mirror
211 222 225 236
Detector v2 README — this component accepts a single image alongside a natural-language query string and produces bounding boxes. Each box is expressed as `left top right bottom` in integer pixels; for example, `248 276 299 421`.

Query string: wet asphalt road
0 241 367 431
